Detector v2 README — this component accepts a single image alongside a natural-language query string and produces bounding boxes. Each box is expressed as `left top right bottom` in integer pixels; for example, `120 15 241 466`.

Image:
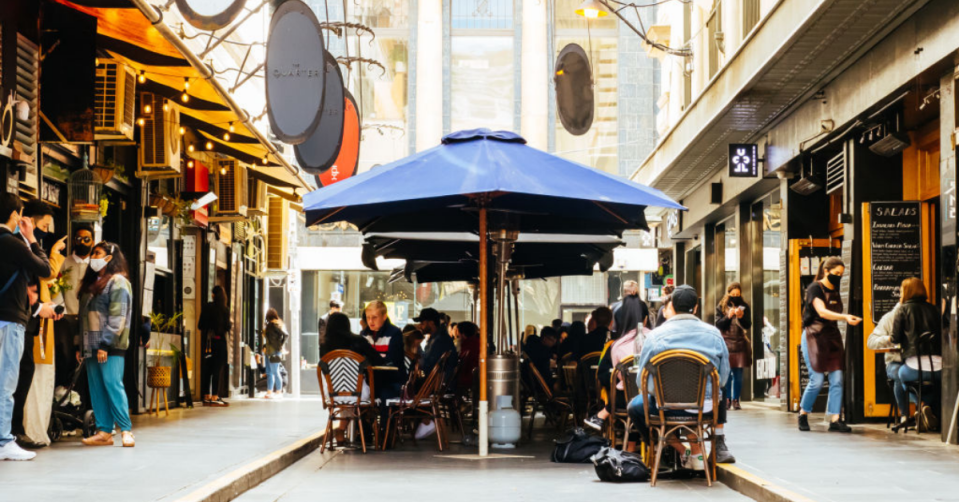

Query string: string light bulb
223 132 231 141
181 92 189 103
220 166 227 176
262 156 269 165
138 70 146 84
179 126 186 135
188 144 195 153
183 78 190 90
137 118 145 126
229 122 235 133
143 104 152 114
187 160 195 169
205 141 214 150
163 102 169 112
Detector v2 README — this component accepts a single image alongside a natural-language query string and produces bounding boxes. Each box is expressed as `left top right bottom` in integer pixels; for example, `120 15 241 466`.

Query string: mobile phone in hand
54 305 65 315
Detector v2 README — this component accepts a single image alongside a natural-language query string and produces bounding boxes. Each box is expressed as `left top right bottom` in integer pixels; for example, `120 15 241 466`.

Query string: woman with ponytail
78 242 135 447
798 257 861 433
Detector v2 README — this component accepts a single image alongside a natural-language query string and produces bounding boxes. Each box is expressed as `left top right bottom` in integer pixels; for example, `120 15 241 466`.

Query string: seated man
574 307 612 361
627 285 732 470
524 327 559 392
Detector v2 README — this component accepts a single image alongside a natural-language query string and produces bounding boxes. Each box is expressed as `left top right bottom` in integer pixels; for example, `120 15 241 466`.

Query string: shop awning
54 0 312 192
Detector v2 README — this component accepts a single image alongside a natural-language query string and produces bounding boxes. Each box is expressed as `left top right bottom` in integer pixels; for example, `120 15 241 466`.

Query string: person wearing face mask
55 225 94 388
0 194 55 461
715 282 752 410
798 257 862 433
77 242 135 447
16 201 66 447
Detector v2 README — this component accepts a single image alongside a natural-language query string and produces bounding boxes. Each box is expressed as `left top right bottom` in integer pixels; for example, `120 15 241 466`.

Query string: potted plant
146 312 182 389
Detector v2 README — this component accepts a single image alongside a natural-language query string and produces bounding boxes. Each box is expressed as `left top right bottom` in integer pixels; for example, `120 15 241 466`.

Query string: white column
416 0 444 152
521 0 548 150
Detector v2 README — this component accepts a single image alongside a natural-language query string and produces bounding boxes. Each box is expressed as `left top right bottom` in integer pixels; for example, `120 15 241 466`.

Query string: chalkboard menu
869 202 923 321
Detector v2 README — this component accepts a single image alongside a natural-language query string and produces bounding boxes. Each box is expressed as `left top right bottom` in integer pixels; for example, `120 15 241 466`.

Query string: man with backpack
0 194 58 461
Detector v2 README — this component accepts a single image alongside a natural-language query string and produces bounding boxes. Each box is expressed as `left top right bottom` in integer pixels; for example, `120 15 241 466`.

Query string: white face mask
89 258 109 273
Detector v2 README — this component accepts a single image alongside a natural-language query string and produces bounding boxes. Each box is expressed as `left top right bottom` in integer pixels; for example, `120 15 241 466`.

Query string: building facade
636 0 959 442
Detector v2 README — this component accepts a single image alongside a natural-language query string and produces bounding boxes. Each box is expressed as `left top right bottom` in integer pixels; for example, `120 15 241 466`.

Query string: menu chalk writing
870 202 923 321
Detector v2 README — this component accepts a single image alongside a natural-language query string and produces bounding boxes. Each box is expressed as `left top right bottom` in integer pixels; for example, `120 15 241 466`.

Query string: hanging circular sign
317 90 360 187
175 0 248 31
294 51 345 174
554 43 594 136
266 0 326 145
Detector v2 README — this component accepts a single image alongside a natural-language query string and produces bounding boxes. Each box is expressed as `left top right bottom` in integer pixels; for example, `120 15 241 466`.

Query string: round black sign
175 0 248 31
294 51 345 174
266 0 326 145
554 43 594 136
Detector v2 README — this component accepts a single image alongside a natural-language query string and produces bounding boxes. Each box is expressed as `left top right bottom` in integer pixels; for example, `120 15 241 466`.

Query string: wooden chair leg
320 413 334 453
526 407 537 440
622 417 632 451
357 414 367 454
162 389 170 416
381 413 393 451
650 429 665 487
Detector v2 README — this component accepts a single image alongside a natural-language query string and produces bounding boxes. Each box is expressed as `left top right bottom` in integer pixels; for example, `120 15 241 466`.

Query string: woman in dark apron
799 257 862 432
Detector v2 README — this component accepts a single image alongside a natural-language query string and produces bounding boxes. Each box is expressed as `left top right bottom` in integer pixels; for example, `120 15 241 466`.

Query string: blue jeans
800 332 843 416
898 364 941 413
265 356 282 392
885 362 907 417
86 356 132 432
724 367 744 400
0 322 26 446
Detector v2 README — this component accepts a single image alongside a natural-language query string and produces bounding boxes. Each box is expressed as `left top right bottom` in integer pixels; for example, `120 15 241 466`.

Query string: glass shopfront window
451 36 514 132
147 215 171 271
759 192 783 399
722 215 739 285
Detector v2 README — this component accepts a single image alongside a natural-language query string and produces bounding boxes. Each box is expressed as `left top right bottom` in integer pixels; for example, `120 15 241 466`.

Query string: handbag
592 447 650 482
550 427 609 463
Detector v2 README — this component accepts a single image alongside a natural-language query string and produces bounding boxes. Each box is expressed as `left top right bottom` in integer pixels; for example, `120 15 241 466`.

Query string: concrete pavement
722 405 959 502
235 430 749 502
0 397 326 502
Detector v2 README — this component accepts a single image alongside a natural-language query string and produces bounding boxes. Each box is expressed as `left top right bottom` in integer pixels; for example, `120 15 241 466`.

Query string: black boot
798 414 810 431
714 435 735 463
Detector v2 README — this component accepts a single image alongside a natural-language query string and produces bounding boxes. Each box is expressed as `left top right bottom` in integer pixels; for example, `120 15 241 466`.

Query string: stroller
49 358 96 441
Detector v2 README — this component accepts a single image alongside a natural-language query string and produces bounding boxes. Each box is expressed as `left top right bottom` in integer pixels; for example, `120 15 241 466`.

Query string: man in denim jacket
627 285 734 469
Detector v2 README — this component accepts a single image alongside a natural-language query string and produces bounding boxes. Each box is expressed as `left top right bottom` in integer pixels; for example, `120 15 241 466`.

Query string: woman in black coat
890 277 942 427
715 282 751 410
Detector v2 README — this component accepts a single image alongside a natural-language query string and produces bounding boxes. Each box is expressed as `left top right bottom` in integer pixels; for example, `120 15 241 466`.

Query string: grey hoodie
866 303 902 365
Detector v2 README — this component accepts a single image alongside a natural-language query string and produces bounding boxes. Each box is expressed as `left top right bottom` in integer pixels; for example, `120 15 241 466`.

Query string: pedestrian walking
262 308 288 399
78 242 135 447
798 257 861 432
612 280 649 338
0 194 54 461
198 285 231 407
716 282 752 410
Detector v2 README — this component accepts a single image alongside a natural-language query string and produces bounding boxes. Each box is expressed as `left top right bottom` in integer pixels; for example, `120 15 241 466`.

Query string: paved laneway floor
724 405 959 502
236 429 749 502
0 396 325 502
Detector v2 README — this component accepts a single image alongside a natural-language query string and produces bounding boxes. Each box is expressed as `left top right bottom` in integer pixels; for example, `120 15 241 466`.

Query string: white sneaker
683 451 705 471
0 441 37 461
414 421 437 440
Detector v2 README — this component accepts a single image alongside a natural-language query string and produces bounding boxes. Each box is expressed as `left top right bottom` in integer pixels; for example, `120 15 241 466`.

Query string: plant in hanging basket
147 365 172 388
91 163 116 184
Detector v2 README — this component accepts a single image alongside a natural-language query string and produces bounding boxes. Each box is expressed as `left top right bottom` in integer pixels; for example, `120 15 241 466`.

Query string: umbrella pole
479 206 489 457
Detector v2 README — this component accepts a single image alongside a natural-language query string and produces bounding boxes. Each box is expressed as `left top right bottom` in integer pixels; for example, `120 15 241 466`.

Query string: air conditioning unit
137 92 181 178
213 158 248 217
95 60 136 141
790 155 822 196
247 178 269 216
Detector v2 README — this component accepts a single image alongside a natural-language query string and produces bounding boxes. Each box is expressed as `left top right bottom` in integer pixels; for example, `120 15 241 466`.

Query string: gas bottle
489 395 521 448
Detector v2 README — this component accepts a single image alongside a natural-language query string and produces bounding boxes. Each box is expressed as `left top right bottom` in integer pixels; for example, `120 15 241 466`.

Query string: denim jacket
636 314 731 402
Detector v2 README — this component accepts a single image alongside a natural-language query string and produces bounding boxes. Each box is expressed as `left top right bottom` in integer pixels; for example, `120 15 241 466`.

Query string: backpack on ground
550 427 609 463
592 446 650 482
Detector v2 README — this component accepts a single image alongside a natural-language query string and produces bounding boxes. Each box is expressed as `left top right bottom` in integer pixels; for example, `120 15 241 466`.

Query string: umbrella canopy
365 232 622 283
303 129 684 235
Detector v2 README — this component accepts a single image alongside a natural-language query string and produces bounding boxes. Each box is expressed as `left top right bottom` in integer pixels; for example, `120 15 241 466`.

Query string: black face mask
74 244 91 256
33 228 48 244
827 273 842 287
730 296 745 306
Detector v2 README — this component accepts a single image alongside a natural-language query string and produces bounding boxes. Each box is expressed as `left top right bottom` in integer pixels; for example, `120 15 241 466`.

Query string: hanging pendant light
575 0 608 19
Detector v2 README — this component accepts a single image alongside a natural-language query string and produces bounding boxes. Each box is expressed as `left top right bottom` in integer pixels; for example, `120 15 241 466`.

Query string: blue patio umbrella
303 129 684 234
302 129 683 455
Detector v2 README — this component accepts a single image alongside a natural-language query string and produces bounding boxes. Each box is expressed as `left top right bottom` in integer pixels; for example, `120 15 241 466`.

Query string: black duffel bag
592 447 650 482
551 427 610 463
